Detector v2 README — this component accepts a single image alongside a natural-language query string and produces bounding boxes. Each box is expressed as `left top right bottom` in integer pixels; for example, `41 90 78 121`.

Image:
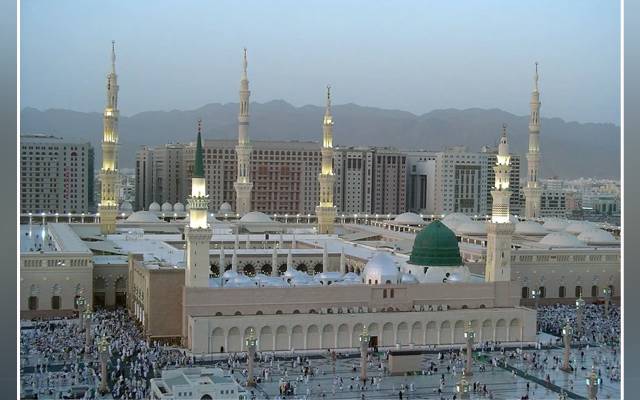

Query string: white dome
225 275 257 288
393 212 424 225
565 221 596 235
342 272 361 281
515 221 548 236
314 272 344 284
219 202 233 213
173 202 185 212
456 221 487 236
442 213 473 230
539 232 587 248
363 252 400 284
239 211 273 223
400 273 419 284
577 228 618 244
161 202 173 212
126 211 162 223
222 270 239 280
543 218 569 232
120 201 133 211
149 202 161 212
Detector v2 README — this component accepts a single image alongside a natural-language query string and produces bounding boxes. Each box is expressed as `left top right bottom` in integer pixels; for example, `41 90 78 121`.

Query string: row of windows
522 285 615 299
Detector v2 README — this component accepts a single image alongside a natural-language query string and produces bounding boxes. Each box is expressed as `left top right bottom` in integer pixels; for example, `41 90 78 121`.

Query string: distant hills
20 100 620 179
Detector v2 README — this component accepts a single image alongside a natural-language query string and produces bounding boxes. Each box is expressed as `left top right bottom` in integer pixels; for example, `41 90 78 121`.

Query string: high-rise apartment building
433 146 488 216
405 151 437 213
333 147 407 215
20 134 93 214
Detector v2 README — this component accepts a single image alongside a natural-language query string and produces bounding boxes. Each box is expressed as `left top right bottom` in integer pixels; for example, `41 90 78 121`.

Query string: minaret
99 41 120 235
184 120 212 288
316 85 337 234
523 62 543 219
485 125 515 282
234 48 253 215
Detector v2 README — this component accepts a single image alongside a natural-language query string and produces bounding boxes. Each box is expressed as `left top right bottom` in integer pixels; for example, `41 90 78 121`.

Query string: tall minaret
234 48 253 215
523 62 542 219
485 125 515 282
99 41 120 235
185 120 212 288
316 85 337 234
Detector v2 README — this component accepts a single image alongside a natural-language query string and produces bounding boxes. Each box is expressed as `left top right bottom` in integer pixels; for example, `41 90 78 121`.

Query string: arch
521 286 529 299
410 322 422 345
313 263 323 274
212 327 225 353
322 325 335 349
93 277 106 308
225 264 232 272
115 277 127 308
397 322 409 345
425 322 437 344
591 285 599 297
275 310 283 315
439 321 452 344
337 324 350 348
210 264 220 277
242 327 256 351
51 296 61 310
495 319 507 341
559 286 566 298
296 263 308 272
575 286 583 298
291 325 304 350
278 263 288 273
352 323 364 347
256 311 263 315
227 327 241 352
201 395 212 400
292 309 300 314
309 309 317 314
367 322 380 341
215 312 223 316
306 325 320 349
509 319 521 341
259 326 274 351
453 320 465 344
481 320 493 342
382 322 394 346
260 264 272 276
275 326 288 350
234 311 242 316
243 264 256 277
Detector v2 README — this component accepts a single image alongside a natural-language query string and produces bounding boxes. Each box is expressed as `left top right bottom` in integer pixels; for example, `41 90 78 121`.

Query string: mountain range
20 100 620 179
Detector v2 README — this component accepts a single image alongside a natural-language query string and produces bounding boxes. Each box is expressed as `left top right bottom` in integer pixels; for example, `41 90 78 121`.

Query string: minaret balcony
187 197 210 209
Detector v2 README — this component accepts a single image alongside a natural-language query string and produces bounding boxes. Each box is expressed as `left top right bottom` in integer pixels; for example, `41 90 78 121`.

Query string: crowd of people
537 303 621 346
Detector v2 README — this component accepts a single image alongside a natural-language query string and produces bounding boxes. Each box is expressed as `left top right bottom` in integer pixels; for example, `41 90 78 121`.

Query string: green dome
409 220 462 266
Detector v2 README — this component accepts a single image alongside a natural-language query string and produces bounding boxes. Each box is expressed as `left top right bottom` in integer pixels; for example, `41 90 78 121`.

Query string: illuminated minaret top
316 85 337 234
485 124 515 282
234 48 253 215
185 119 212 288
524 62 542 219
99 40 120 235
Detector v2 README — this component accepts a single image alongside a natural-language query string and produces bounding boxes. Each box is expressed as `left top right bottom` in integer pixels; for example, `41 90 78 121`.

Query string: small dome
222 270 239 280
539 232 587 248
400 273 419 284
456 221 487 236
577 228 618 244
161 202 173 212
314 272 344 284
363 252 400 284
565 221 596 235
149 202 161 212
441 213 473 231
409 220 463 266
219 202 233 213
543 218 569 232
226 275 257 288
342 272 360 281
126 211 162 223
239 211 273 223
174 202 185 212
120 201 133 211
515 221 548 236
393 212 424 225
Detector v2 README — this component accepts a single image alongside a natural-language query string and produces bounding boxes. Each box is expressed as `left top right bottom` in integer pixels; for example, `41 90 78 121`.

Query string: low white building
150 367 247 400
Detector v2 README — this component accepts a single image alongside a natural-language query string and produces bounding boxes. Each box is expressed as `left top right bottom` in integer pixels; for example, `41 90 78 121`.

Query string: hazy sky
20 0 620 124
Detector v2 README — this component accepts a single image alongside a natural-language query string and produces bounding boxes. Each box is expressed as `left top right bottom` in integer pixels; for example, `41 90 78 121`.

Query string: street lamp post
245 328 257 387
75 296 86 329
602 287 612 317
463 321 475 376
586 365 601 400
359 326 369 383
531 289 539 310
84 305 93 359
576 295 585 335
455 371 471 399
560 321 573 372
97 335 110 395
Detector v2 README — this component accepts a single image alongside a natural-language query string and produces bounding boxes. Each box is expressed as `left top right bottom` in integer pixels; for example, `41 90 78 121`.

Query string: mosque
19 45 619 354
